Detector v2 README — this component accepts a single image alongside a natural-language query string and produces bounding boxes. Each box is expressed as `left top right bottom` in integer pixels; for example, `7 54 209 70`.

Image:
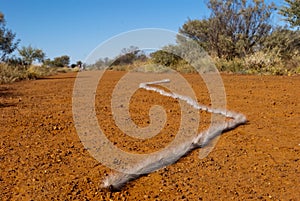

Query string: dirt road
0 71 299 200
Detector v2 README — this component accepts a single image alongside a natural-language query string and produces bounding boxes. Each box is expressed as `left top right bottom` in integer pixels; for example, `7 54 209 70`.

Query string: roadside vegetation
0 63 80 84
0 12 80 84
1 0 300 84
90 0 300 75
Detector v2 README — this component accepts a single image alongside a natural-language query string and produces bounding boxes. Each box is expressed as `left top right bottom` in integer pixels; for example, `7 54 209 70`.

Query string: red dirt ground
0 71 299 200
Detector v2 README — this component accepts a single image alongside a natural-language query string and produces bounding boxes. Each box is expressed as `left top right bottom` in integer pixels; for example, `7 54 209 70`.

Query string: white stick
102 79 247 190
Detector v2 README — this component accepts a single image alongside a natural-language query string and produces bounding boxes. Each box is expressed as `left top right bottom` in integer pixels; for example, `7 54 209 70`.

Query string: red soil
0 71 299 200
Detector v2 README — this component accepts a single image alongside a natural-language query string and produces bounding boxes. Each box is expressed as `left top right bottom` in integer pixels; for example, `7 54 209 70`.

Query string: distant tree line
0 12 80 68
89 46 147 69
1 0 300 75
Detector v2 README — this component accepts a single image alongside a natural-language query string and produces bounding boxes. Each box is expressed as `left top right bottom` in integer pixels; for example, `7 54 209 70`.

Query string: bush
27 65 56 77
214 57 245 73
72 66 81 72
213 51 300 75
0 64 65 84
244 51 283 73
133 63 172 73
0 63 26 84
175 62 197 73
55 67 70 73
150 50 181 67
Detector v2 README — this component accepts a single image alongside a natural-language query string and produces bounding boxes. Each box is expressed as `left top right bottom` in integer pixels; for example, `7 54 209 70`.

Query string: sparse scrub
243 51 288 75
110 64 129 71
55 66 81 73
175 62 197 73
214 50 300 75
0 63 26 84
27 65 57 77
72 66 81 72
214 57 245 73
173 0 300 76
0 63 80 84
55 66 70 73
108 54 300 75
132 63 172 73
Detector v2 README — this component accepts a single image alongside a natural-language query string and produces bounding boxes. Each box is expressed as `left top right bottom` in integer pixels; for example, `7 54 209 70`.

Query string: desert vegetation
0 13 80 84
89 0 300 75
1 0 300 84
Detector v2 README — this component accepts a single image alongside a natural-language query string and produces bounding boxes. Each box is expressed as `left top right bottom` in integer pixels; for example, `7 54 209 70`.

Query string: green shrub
214 57 245 73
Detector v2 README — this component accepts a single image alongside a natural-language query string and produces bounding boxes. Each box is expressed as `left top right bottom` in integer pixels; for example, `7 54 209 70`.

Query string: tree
43 58 53 67
89 57 113 69
6 55 23 67
76 60 82 67
0 12 20 61
71 61 83 68
264 27 300 59
150 49 181 67
0 12 3 22
111 46 147 66
121 45 139 55
280 0 300 29
18 45 45 65
43 55 70 67
52 55 70 67
179 0 275 59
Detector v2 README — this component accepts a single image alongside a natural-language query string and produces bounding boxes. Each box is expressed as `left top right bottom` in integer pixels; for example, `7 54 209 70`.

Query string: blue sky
1 0 285 64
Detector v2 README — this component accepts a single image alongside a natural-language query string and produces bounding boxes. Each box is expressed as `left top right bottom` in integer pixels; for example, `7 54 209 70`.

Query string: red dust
0 72 299 200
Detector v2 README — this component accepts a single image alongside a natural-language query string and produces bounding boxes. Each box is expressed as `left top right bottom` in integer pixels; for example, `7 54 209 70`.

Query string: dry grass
0 64 28 84
106 51 300 75
214 52 300 75
0 64 80 84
